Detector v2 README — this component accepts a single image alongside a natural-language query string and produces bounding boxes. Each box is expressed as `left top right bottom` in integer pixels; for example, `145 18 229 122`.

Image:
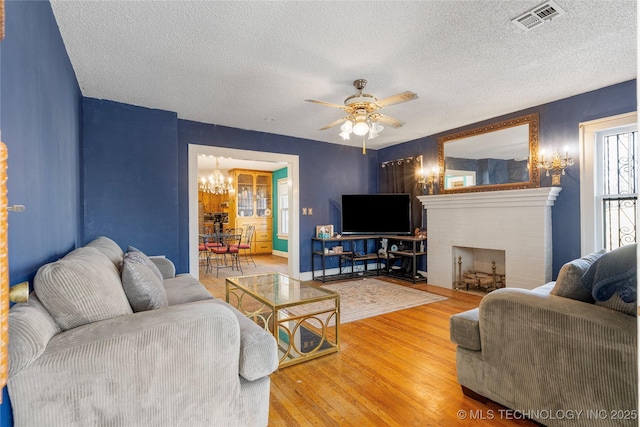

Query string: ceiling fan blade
375 91 418 108
305 99 346 110
319 116 350 130
376 114 404 128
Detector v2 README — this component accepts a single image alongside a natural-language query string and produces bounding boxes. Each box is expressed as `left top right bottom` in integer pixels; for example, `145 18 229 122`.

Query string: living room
1 1 637 425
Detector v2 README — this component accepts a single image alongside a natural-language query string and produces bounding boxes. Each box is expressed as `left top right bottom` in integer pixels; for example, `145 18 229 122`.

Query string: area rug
289 278 447 325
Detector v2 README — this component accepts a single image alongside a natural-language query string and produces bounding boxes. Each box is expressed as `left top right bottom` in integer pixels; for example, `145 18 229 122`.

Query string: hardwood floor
199 255 537 427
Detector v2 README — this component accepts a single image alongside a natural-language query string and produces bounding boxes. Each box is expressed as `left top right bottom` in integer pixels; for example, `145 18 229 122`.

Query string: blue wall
82 99 180 261
379 80 637 277
0 1 82 424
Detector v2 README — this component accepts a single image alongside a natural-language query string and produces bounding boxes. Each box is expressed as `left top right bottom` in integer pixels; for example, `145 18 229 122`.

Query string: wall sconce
538 148 574 186
418 166 438 195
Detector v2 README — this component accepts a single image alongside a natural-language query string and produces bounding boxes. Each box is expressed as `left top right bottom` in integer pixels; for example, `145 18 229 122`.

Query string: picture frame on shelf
316 225 334 239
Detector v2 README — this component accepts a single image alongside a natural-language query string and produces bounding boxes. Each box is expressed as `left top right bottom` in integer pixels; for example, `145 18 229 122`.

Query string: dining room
196 150 293 281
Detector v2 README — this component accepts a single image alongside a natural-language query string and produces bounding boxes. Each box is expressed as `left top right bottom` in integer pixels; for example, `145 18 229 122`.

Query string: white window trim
277 177 289 238
579 112 637 255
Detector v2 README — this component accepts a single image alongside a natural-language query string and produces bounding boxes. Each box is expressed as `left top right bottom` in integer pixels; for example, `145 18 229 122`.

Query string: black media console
311 235 427 284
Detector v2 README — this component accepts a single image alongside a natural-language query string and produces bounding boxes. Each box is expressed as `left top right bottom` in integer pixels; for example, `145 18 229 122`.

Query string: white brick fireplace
417 187 562 290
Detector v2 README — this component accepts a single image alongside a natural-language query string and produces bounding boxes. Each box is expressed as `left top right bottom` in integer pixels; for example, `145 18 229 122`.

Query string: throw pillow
34 247 133 331
127 246 164 281
582 243 637 305
121 252 168 312
550 250 606 302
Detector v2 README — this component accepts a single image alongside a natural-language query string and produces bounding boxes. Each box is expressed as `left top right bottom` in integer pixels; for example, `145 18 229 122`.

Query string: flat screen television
341 193 412 235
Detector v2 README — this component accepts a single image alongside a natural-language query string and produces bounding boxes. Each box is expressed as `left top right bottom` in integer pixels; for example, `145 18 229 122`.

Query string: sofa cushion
85 236 124 270
127 246 163 281
550 250 605 302
532 282 555 295
35 247 133 331
582 243 637 308
163 275 213 305
121 252 168 312
149 256 175 279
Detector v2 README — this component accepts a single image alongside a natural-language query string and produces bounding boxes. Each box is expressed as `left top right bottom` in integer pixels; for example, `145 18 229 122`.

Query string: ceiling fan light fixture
368 122 383 139
352 119 369 136
340 120 353 133
305 79 418 152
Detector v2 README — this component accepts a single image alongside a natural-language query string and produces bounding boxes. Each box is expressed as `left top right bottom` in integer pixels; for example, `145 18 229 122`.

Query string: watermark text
456 409 638 422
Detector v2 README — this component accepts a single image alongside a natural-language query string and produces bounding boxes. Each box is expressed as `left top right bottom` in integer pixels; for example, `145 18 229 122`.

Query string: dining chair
198 236 210 273
204 230 224 251
227 232 243 275
208 237 229 277
239 225 256 267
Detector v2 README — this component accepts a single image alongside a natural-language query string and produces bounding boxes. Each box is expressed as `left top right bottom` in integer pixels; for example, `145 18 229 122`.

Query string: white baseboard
272 250 288 258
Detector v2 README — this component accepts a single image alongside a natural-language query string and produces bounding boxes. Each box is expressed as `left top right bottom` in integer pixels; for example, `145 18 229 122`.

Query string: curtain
379 155 423 231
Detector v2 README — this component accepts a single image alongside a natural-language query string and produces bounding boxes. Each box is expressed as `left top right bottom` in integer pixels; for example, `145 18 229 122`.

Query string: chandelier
199 157 233 194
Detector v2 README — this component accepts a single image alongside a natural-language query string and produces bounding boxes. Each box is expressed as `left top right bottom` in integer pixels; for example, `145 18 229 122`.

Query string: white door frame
188 144 300 279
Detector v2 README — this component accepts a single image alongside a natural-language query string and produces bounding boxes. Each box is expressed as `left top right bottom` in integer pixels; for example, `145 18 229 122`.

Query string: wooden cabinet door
230 169 273 253
255 173 272 218
236 172 254 218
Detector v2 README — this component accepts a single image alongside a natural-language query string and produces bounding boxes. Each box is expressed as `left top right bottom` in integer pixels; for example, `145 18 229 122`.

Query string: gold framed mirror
438 113 539 194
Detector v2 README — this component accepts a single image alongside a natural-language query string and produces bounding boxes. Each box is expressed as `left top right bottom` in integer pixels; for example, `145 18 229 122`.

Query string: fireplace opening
452 246 506 292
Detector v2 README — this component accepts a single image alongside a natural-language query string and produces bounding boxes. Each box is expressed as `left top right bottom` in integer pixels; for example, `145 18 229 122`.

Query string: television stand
311 235 427 284
378 236 427 284
311 236 381 282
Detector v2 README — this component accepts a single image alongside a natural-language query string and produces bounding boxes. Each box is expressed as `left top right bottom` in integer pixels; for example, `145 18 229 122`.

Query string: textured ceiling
51 1 637 151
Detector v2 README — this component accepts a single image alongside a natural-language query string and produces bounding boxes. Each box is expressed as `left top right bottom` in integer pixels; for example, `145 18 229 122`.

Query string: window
598 127 637 250
277 178 289 237
580 113 637 254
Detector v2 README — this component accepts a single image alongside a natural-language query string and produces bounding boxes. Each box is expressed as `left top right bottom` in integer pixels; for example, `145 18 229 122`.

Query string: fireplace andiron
454 256 506 292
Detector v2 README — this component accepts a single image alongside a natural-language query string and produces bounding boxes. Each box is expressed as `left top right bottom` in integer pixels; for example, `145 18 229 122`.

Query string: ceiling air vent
511 0 566 32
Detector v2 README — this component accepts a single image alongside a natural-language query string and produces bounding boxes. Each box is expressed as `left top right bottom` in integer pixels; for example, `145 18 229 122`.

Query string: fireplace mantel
417 187 562 290
418 187 562 210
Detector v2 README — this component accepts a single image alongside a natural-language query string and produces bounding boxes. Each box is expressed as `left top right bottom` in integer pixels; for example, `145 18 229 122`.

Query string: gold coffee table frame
226 273 340 368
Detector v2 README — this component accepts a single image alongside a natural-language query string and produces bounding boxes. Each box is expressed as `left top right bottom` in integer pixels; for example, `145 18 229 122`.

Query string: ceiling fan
305 79 418 153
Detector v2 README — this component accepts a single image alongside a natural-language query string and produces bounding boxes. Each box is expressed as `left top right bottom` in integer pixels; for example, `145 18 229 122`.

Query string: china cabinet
229 169 273 254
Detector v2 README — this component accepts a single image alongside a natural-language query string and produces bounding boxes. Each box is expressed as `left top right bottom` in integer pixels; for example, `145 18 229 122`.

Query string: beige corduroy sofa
450 244 637 427
8 236 278 427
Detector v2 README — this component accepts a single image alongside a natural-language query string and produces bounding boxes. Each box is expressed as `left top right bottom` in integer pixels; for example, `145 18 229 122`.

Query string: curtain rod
380 155 423 168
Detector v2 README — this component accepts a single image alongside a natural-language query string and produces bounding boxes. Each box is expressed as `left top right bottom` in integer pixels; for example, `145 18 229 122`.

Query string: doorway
188 145 300 279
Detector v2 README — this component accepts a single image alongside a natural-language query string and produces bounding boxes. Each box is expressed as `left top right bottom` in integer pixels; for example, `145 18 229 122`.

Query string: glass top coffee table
226 273 340 368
